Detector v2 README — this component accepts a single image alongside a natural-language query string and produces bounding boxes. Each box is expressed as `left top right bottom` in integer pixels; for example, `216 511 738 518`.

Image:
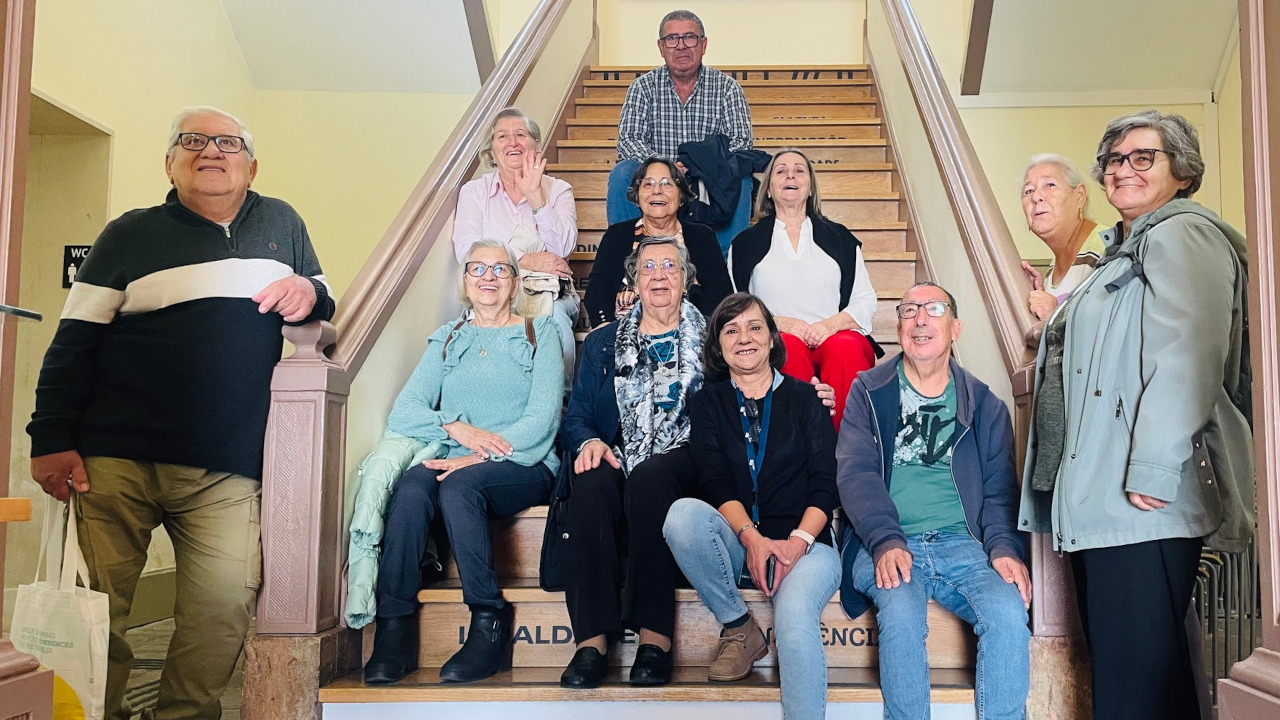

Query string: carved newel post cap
282 320 338 362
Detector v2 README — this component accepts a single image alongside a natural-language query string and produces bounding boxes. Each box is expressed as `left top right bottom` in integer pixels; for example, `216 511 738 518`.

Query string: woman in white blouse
727 149 878 429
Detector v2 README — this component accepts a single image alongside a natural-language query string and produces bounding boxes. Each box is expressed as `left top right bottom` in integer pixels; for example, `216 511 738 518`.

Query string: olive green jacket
1018 199 1254 553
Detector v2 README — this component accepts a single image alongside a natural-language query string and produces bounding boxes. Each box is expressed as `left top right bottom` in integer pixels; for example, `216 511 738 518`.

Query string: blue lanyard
736 387 773 524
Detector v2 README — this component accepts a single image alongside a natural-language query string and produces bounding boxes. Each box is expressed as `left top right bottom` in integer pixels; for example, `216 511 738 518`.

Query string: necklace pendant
478 347 488 358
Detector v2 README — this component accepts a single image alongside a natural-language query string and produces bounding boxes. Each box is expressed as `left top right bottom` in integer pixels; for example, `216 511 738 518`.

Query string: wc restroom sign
63 245 91 288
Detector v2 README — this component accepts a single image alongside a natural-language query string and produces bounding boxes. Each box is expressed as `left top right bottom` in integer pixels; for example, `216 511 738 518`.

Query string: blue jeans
377 461 552 616
664 498 841 720
851 531 1030 720
606 159 754 258
550 294 579 391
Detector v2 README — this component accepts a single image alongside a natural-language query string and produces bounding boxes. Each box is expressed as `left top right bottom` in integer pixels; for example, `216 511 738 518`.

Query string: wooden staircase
321 65 969 710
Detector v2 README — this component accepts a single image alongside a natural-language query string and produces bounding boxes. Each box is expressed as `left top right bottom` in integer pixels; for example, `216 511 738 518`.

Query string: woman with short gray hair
452 106 579 381
364 239 564 686
1019 109 1253 720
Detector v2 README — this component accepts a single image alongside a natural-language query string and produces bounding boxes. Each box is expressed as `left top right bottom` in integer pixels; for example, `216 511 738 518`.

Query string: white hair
166 106 256 159
458 239 521 312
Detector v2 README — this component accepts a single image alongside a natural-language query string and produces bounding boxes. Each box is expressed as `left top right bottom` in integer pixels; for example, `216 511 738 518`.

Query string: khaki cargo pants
75 457 261 720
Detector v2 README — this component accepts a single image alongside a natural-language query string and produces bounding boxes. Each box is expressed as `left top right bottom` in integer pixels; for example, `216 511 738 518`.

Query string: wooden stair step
558 139 888 165
586 79 875 101
320 666 974 704
414 580 975 670
589 65 872 82
573 225 906 254
567 118 885 142
574 97 879 121
549 163 897 198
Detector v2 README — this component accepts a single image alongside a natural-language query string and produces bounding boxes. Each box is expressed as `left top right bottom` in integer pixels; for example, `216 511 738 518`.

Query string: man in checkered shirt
607 9 755 253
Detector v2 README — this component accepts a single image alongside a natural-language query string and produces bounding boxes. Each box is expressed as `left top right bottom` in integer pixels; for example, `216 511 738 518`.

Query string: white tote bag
11 496 110 720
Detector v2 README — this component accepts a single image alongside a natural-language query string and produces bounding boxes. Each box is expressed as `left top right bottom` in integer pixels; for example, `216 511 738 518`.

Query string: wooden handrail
879 0 1037 391
329 0 579 377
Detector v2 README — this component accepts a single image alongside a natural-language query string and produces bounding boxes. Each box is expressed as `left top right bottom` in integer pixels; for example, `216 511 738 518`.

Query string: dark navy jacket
559 322 621 453
835 356 1024 618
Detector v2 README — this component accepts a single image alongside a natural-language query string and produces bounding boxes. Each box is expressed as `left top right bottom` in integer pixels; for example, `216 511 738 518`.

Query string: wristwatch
789 529 816 553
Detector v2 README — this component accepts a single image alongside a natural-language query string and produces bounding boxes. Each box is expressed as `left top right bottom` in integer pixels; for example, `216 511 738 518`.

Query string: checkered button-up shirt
616 65 754 162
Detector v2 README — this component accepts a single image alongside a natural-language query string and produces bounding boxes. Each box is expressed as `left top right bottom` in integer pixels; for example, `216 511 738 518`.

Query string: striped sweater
27 189 335 480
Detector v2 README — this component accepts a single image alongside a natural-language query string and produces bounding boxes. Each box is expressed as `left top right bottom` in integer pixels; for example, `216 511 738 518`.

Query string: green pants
75 457 261 720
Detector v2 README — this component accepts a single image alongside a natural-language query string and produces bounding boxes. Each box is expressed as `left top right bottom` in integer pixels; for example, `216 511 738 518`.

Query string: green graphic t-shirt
889 363 968 535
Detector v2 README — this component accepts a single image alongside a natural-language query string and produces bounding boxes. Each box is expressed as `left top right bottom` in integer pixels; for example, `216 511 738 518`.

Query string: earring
1078 207 1084 219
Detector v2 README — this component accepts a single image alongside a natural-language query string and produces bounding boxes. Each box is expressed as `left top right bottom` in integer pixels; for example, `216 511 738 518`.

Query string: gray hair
623 236 696 291
458 239 521 311
1090 110 1204 197
480 107 542 168
659 9 705 37
903 281 958 318
166 106 256 160
1022 153 1090 214
757 148 824 218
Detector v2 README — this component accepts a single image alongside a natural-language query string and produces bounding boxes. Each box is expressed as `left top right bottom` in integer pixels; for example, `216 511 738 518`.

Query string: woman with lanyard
664 293 841 720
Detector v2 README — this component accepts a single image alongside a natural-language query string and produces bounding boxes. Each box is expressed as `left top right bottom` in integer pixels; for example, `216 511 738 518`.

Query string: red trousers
780 330 876 431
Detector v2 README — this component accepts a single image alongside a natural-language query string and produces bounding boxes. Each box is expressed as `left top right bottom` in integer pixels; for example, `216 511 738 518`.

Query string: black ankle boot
439 604 514 682
364 615 419 685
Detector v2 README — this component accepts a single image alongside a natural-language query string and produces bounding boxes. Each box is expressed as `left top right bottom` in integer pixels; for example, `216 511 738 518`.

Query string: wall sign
63 245 91 288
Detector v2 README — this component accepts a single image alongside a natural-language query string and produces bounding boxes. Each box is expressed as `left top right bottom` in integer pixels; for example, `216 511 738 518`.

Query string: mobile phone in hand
766 555 776 592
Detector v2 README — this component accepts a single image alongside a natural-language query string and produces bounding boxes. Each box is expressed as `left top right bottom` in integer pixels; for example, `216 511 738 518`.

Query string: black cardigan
688 375 839 544
729 212 863 312
583 219 733 327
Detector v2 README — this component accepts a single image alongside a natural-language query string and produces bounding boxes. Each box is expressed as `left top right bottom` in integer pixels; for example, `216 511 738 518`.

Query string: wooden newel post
243 320 360 720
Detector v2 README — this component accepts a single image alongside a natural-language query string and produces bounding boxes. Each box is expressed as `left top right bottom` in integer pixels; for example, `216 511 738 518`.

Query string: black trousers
563 446 699 641
1070 537 1203 720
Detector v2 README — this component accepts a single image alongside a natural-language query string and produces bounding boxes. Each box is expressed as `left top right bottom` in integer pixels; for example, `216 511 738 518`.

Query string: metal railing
1195 538 1264 707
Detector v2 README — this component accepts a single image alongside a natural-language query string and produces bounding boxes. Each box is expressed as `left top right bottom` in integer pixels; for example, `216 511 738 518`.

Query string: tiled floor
123 619 245 720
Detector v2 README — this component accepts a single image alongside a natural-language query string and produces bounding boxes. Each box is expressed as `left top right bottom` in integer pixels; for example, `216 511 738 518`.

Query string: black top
689 375 839 544
729 212 863 311
28 190 335 480
583 219 732 327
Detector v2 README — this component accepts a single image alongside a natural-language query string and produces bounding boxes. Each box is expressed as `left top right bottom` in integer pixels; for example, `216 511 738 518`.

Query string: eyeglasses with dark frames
896 301 952 320
1099 148 1171 174
176 132 247 154
464 261 516 279
660 32 704 48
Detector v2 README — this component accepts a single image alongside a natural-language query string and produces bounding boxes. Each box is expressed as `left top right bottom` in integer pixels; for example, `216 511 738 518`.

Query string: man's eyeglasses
660 32 704 49
896 301 952 320
743 397 762 446
1099 148 1170 174
176 132 247 154
464 261 516 278
640 177 676 191
639 258 679 276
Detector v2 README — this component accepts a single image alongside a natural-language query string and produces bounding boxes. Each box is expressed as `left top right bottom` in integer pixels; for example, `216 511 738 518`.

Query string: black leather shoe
364 615 419 685
628 643 672 686
560 646 608 689
440 604 514 683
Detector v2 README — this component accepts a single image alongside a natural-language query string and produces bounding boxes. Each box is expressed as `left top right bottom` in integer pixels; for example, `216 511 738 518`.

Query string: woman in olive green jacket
1018 110 1253 720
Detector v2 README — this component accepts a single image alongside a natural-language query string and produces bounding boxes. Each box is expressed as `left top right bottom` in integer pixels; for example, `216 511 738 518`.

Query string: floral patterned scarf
614 299 706 472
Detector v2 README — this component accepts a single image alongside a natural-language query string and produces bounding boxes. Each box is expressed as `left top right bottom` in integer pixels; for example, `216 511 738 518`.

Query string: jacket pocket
1113 390 1134 435
246 496 263 590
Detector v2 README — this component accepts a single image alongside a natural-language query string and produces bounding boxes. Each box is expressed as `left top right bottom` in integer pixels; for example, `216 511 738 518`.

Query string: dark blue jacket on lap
560 322 620 453
834 356 1024 619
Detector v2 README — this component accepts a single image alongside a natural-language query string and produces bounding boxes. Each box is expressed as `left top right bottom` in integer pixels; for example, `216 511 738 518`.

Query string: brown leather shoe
707 614 768 681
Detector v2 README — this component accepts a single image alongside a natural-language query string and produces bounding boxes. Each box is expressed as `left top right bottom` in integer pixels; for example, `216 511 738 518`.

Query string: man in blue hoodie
836 281 1031 720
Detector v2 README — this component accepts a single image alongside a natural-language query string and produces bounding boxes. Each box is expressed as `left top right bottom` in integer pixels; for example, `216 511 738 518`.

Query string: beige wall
4 130 114 626
596 0 865 66
251 91 474 296
485 0 543 60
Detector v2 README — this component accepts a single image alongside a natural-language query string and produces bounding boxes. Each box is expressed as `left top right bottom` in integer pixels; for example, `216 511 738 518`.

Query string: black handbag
539 448 575 592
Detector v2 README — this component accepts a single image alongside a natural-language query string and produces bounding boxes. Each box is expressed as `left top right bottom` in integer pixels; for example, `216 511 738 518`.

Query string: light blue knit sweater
387 315 563 473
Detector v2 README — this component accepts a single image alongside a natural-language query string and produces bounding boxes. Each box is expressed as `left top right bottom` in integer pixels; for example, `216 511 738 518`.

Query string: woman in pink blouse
452 107 579 378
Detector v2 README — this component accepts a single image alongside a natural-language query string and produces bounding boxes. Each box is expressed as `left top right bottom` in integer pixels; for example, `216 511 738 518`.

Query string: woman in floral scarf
558 236 706 689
